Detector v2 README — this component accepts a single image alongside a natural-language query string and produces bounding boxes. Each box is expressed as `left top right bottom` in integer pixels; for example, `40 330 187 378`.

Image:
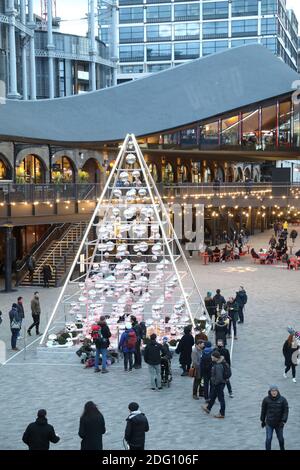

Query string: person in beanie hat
124 403 149 450
22 410 60 450
201 341 214 401
260 385 289 451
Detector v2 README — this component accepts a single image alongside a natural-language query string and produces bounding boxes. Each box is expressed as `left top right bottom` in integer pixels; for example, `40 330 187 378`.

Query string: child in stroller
161 337 173 387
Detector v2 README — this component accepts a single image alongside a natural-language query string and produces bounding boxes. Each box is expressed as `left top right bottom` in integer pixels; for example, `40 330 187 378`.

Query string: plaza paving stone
0 229 300 450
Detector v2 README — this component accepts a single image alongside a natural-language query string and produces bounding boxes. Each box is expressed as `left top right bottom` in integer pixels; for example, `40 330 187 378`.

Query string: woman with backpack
92 317 111 374
119 323 137 372
283 333 299 383
9 303 22 351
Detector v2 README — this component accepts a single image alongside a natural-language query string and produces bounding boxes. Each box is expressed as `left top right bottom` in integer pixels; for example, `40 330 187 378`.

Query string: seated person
205 246 214 262
266 249 275 264
295 249 300 257
250 248 259 259
233 246 240 259
220 244 231 261
213 246 221 262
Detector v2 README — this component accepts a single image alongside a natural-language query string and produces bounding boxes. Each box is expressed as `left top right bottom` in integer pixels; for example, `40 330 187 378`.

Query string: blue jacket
119 329 136 353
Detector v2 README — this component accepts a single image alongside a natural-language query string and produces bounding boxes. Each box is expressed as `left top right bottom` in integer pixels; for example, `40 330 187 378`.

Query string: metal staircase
21 222 87 287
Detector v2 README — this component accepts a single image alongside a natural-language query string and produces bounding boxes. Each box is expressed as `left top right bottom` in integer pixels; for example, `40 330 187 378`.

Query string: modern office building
98 0 299 83
0 0 114 100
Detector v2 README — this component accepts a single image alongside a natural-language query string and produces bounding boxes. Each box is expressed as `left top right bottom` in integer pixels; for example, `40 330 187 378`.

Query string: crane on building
40 0 57 22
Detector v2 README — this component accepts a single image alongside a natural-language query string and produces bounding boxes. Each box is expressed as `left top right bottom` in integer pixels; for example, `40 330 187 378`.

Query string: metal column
89 0 97 91
7 0 20 99
20 0 28 100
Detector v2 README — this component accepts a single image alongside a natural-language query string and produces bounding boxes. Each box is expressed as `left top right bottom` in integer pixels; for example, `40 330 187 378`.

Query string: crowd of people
199 228 250 263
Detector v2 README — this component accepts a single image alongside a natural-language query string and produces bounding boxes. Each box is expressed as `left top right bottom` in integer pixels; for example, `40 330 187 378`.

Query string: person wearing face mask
27 292 42 336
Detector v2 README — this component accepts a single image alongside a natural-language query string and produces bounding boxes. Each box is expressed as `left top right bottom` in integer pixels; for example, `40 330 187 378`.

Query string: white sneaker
292 378 297 383
283 372 287 379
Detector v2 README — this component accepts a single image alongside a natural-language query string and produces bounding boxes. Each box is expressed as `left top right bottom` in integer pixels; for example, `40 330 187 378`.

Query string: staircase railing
15 223 71 286
35 222 86 285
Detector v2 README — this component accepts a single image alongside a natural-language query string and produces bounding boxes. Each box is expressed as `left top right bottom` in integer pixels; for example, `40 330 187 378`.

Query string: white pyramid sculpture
40 134 210 347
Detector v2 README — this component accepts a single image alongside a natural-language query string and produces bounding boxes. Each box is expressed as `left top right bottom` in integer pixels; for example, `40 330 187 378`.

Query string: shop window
200 121 219 147
261 104 277 150
0 155 10 180
293 101 300 148
52 156 75 183
236 167 244 182
162 163 174 184
242 109 259 149
177 164 188 184
17 155 45 184
227 167 234 183
149 163 158 182
279 100 292 148
180 128 197 145
221 115 239 146
191 162 202 183
203 167 212 183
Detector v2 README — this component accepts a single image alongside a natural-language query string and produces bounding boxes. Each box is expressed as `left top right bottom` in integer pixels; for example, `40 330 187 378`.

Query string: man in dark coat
124 402 149 451
235 286 247 324
260 385 289 450
202 351 227 418
144 333 163 390
213 289 226 314
94 317 111 374
42 264 52 288
16 296 25 339
9 303 22 351
175 326 195 376
214 339 233 398
22 409 60 450
201 341 214 401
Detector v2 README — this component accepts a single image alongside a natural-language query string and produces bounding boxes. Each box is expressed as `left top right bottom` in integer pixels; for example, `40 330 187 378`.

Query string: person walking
131 315 144 369
27 292 42 336
225 296 239 340
42 264 52 288
175 326 195 376
191 340 205 400
260 385 289 451
119 322 137 372
204 292 216 329
144 333 163 390
213 289 226 315
215 315 228 347
201 341 214 402
124 402 149 451
78 401 106 450
26 255 36 284
9 303 22 351
235 286 247 324
16 296 25 339
202 350 230 419
94 317 111 374
22 409 60 450
214 339 233 398
283 333 299 383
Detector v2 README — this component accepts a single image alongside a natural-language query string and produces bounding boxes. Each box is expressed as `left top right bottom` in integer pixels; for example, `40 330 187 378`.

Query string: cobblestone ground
0 229 300 450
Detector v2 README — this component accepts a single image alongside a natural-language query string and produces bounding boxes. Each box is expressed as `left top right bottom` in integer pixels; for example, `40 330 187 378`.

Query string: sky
32 0 300 36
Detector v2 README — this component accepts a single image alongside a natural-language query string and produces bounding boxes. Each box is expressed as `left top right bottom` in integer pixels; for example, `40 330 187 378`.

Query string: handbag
11 320 21 329
188 367 196 378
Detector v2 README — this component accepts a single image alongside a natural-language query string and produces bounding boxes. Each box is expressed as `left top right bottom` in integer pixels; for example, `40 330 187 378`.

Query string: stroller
161 356 172 387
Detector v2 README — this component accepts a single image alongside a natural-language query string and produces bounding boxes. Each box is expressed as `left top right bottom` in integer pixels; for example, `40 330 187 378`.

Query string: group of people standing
8 292 42 351
22 401 149 451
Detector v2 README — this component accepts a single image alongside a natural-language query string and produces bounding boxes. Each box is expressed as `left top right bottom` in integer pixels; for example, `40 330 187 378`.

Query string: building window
261 104 277 151
200 121 219 147
241 109 259 149
149 163 158 182
17 155 45 184
162 162 174 184
147 63 171 72
174 23 200 40
119 26 144 43
202 40 228 55
203 1 228 20
203 21 228 39
231 38 258 47
174 3 200 21
231 19 257 37
261 37 277 53
119 45 144 61
146 5 171 23
147 44 172 61
119 7 144 23
0 156 10 180
180 128 197 145
191 161 202 183
221 115 239 146
279 100 292 148
174 42 199 60
231 0 258 17
261 18 277 35
261 0 277 15
147 24 172 41
120 64 144 73
52 156 75 183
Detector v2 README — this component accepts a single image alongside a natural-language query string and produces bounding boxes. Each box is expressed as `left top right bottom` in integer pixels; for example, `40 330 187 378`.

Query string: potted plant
78 170 89 183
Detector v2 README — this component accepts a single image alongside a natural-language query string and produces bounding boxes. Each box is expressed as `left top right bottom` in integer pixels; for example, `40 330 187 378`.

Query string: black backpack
222 361 232 380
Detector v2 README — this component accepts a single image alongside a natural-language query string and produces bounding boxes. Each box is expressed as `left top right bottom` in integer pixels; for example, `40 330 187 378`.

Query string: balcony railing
147 36 171 42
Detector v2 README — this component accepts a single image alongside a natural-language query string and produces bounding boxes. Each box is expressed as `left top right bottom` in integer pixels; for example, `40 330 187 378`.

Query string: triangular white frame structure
40 134 210 346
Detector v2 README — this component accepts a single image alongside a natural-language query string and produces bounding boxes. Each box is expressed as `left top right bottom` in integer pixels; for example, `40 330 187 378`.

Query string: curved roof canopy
0 45 298 146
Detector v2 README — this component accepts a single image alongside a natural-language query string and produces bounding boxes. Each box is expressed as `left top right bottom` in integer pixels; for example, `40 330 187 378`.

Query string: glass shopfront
177 164 188 184
149 163 159 182
162 162 174 183
0 155 11 180
52 156 75 183
242 109 259 149
279 100 292 148
261 104 277 150
221 115 239 146
17 155 45 184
